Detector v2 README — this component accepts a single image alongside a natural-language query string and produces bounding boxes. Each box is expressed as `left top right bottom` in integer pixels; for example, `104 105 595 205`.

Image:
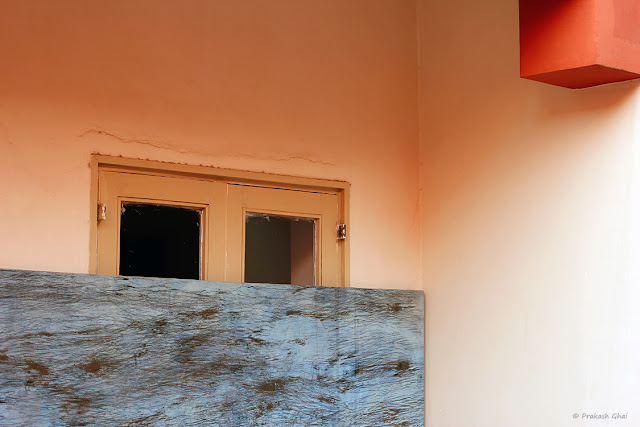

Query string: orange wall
0 0 421 290
420 0 640 425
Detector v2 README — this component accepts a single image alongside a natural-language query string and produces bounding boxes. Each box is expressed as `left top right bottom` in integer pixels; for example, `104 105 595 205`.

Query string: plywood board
0 269 423 426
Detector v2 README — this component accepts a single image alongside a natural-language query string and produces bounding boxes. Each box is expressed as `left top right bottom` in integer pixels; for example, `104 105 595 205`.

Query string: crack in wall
77 129 191 154
228 153 335 166
77 128 336 166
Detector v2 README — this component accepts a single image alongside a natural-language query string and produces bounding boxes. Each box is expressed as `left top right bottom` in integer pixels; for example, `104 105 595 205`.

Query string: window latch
98 203 107 221
337 224 347 240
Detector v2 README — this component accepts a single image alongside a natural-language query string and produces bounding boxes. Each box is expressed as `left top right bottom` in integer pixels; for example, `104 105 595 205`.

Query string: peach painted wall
420 0 640 425
0 0 421 290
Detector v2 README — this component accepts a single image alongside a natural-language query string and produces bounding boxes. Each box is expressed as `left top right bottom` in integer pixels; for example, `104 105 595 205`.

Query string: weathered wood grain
0 269 424 426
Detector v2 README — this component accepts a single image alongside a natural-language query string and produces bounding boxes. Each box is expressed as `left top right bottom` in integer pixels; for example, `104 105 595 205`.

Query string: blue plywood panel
0 269 424 426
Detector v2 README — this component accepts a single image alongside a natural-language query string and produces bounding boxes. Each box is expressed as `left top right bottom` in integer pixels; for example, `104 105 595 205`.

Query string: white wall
420 0 640 425
0 0 421 290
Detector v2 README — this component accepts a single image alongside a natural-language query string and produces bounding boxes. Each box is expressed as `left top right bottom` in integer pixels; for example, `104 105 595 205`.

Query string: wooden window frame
89 155 350 287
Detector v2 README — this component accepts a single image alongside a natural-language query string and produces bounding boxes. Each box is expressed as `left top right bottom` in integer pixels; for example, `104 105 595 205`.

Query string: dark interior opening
119 203 201 280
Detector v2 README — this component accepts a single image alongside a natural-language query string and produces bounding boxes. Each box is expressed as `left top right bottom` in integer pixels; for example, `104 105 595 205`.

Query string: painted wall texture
0 0 421 290
420 0 640 425
0 269 424 426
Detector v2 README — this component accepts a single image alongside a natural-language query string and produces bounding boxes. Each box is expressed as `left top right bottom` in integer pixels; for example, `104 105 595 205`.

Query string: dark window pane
245 214 315 286
119 203 201 280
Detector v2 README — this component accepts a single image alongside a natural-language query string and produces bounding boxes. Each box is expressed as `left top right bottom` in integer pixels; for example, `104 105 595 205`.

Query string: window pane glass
119 203 201 280
245 213 315 286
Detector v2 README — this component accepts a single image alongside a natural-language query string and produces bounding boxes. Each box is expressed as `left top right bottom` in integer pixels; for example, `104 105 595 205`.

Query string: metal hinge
337 224 347 240
97 203 107 221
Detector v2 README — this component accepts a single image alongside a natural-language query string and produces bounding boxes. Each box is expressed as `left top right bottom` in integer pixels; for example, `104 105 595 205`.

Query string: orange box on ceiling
520 0 640 89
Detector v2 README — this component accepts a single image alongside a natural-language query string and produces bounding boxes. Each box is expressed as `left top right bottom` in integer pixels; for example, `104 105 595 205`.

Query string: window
90 156 349 287
120 203 202 280
244 213 315 286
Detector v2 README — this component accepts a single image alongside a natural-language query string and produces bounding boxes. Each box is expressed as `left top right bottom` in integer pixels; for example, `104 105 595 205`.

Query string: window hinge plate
98 203 106 221
337 224 347 240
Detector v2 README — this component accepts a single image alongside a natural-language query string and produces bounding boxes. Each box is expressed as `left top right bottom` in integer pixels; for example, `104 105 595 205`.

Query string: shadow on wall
422 52 640 427
422 74 640 280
